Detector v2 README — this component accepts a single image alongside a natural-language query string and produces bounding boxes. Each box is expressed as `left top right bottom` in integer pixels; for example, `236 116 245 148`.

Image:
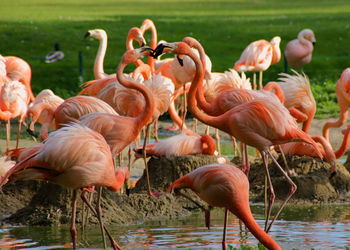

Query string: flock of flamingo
0 18 349 250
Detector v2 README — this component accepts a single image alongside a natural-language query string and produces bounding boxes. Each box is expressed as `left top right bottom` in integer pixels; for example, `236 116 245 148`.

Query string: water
1 204 350 249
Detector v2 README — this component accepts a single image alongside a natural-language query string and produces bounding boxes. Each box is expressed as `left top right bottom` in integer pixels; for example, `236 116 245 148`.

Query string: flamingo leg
266 150 297 233
253 72 257 90
81 190 121 250
16 120 22 150
70 190 78 250
231 136 239 157
261 151 275 232
6 120 10 152
96 187 107 249
243 143 250 176
153 120 159 142
205 125 210 135
194 118 198 133
181 84 187 130
259 71 263 89
222 208 228 250
215 129 221 155
142 125 155 196
277 145 292 176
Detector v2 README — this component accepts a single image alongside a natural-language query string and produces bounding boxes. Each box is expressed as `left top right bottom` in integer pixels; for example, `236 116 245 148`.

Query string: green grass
1 0 350 117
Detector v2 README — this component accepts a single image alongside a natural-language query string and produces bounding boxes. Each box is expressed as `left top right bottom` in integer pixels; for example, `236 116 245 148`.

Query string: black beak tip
26 128 39 138
141 42 145 47
312 41 316 46
83 32 91 39
177 56 184 67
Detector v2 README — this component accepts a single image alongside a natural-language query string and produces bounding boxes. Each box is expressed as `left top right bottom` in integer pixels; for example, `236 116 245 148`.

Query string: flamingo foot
148 191 161 197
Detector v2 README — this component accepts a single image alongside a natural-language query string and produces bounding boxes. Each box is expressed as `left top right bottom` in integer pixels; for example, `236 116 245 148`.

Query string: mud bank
1 154 350 226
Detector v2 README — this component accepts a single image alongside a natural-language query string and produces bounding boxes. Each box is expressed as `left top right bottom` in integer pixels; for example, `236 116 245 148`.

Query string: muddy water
1 204 350 249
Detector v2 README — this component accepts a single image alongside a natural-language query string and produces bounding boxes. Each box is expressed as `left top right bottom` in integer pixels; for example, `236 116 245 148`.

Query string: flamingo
84 28 146 80
0 124 128 249
0 81 29 151
133 132 217 158
153 40 322 232
234 36 281 89
279 124 350 174
39 96 118 140
284 29 316 71
167 163 281 250
26 89 64 135
277 70 316 133
322 68 350 142
0 55 35 102
78 47 157 196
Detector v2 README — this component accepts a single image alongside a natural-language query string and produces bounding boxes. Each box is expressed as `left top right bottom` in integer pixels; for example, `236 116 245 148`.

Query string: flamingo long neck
232 206 281 250
126 35 143 68
271 43 281 65
263 82 285 103
311 136 335 162
298 32 312 49
117 62 154 128
94 33 108 79
184 39 215 115
186 49 222 129
145 22 157 72
335 130 350 158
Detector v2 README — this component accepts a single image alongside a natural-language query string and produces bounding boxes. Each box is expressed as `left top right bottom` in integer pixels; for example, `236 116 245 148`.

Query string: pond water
1 203 350 249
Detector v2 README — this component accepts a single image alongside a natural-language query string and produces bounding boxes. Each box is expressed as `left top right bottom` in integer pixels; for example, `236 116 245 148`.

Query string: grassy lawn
0 0 349 118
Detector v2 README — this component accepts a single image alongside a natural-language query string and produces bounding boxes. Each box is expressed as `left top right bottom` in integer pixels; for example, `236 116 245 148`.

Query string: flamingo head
200 134 216 155
122 46 153 65
140 18 154 33
84 29 107 40
128 27 147 47
152 41 189 66
299 29 316 45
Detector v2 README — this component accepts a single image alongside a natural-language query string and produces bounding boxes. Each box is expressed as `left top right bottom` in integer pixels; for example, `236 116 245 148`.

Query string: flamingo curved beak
83 31 91 39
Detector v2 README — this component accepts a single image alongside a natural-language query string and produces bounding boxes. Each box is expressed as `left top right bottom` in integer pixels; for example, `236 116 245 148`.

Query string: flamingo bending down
0 81 29 151
277 70 316 133
0 55 35 102
26 89 64 134
153 41 322 232
234 36 281 89
284 29 316 71
322 68 350 142
279 124 350 174
0 124 128 249
39 95 118 140
167 164 281 250
78 47 157 196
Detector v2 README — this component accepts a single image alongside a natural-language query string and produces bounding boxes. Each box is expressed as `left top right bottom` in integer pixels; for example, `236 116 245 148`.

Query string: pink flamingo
153 40 322 232
84 28 146 80
167 163 281 250
0 81 29 151
39 96 118 140
284 29 316 70
0 55 35 102
323 68 350 141
26 89 64 135
78 47 157 196
279 124 350 174
234 36 281 89
0 124 128 249
277 70 316 133
133 132 217 158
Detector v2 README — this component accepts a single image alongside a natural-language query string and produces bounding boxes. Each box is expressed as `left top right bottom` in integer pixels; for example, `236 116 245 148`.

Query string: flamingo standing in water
234 36 281 89
0 81 29 151
78 47 157 196
167 164 281 250
0 124 128 250
0 55 35 102
284 29 316 71
323 68 350 142
153 41 322 232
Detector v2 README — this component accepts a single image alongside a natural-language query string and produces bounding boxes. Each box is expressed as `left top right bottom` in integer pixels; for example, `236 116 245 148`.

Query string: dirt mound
133 155 220 193
248 154 350 202
1 155 214 226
